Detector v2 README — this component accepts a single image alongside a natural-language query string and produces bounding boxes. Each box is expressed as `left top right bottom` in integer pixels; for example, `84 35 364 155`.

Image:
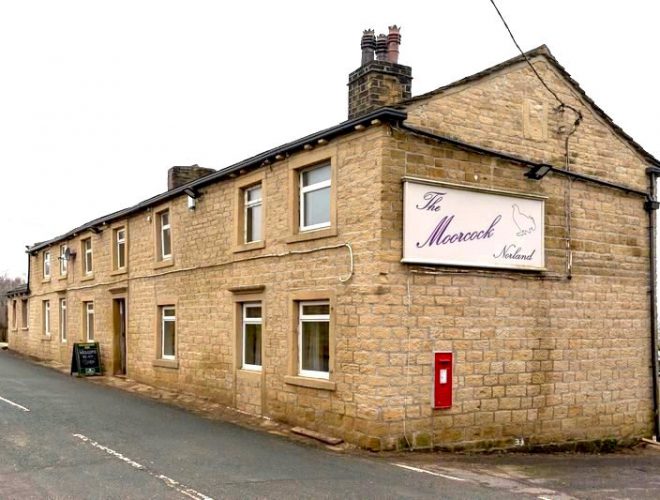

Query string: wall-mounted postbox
433 351 453 409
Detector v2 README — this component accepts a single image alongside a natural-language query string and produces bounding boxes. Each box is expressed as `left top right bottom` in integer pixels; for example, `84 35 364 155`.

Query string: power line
488 0 583 125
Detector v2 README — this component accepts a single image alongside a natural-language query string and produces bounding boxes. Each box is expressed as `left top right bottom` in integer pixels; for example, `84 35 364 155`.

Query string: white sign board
402 179 545 270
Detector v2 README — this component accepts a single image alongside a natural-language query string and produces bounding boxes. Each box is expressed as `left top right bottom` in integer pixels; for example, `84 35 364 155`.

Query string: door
113 299 127 375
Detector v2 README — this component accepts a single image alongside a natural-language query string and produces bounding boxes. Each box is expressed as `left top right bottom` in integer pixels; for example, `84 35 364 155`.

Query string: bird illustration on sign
512 204 536 236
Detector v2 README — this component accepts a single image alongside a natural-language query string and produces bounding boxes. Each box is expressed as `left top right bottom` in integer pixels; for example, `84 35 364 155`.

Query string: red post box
433 351 453 409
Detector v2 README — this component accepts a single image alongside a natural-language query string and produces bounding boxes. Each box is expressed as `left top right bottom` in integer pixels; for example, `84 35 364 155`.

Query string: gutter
28 108 408 253
646 166 660 439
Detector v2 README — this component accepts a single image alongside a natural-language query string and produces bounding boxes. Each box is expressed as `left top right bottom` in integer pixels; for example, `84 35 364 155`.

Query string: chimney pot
375 34 388 61
387 25 401 64
360 29 375 65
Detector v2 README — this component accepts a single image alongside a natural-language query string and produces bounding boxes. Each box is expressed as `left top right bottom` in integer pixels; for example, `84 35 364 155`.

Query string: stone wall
373 129 652 449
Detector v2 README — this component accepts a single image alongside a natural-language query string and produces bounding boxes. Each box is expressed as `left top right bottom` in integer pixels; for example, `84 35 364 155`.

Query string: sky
1 0 658 280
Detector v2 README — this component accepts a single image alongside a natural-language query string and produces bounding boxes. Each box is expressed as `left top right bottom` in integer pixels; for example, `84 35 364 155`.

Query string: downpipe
646 172 660 440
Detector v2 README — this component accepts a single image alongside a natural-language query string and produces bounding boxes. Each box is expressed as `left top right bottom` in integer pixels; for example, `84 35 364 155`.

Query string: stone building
8 28 660 450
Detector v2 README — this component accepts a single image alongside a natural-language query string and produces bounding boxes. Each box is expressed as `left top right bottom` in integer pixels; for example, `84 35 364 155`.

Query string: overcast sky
1 0 658 279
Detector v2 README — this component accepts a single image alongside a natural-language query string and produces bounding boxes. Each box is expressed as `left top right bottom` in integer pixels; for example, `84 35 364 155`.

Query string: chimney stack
167 164 215 190
347 25 412 119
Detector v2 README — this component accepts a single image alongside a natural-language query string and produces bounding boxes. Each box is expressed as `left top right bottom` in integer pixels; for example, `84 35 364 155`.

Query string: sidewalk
4 348 350 452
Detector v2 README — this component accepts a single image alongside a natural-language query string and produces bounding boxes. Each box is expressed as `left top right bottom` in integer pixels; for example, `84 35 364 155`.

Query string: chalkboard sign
70 342 102 377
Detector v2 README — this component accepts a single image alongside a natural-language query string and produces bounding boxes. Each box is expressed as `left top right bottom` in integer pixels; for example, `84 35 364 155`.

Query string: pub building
7 28 660 450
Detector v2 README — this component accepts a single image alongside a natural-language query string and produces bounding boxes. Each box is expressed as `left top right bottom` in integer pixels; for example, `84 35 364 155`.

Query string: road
1 348 660 499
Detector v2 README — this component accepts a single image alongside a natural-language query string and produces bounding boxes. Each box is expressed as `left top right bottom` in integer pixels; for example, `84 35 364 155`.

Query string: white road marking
391 463 467 482
73 433 214 500
0 395 30 412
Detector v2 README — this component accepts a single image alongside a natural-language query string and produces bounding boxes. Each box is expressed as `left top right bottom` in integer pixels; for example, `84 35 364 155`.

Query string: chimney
387 25 401 63
347 25 412 119
167 164 215 190
360 29 375 65
375 34 388 61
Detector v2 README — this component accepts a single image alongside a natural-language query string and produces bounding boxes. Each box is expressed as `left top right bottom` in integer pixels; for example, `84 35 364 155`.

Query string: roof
400 45 660 168
29 108 407 253
28 46 659 254
5 284 29 298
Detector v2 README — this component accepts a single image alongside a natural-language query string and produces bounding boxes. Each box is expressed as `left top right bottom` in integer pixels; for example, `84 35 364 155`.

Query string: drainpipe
645 167 660 439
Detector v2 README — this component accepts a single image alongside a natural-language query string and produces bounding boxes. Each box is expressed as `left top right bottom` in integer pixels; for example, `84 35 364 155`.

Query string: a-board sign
70 342 102 376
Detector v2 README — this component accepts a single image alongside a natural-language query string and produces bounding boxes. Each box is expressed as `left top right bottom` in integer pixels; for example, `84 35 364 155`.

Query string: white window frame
242 302 262 371
60 244 68 276
85 302 94 341
43 251 51 279
159 211 172 260
83 238 93 275
244 184 263 244
43 300 51 336
116 227 126 269
298 300 330 379
299 164 331 231
60 298 67 343
160 306 176 360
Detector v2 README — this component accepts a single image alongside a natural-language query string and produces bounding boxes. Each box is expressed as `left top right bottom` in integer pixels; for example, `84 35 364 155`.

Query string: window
298 301 330 379
21 299 28 328
244 185 263 243
83 238 93 275
60 244 68 275
43 251 51 279
158 211 172 260
241 303 262 370
114 227 126 270
60 299 67 343
11 300 17 329
84 302 94 341
300 163 331 231
160 306 176 360
43 300 51 336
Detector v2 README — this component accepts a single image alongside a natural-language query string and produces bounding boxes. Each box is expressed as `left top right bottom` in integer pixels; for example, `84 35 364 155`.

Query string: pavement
0 348 528 499
2 347 660 499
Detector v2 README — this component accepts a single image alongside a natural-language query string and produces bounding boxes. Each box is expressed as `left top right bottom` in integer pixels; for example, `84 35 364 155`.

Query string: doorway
113 298 127 376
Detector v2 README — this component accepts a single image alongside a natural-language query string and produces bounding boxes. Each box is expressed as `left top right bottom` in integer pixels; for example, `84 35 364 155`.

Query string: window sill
41 336 52 342
81 273 95 282
110 268 127 276
233 241 266 254
286 226 337 244
284 375 336 391
238 367 262 376
152 359 179 369
20 327 29 331
153 258 175 270
41 278 51 284
58 275 68 281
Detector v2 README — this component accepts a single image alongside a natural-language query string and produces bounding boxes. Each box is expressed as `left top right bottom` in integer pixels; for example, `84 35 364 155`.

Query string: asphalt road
2 349 660 500
0 349 527 499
